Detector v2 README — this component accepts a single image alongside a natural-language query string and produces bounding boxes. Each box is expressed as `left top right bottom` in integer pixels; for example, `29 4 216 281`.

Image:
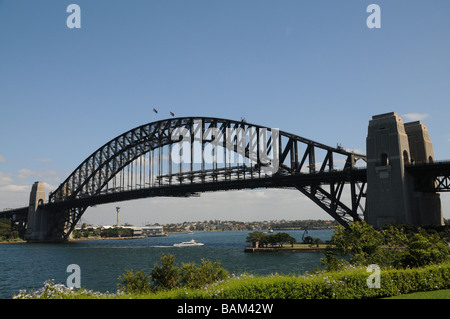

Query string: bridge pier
366 112 443 228
24 182 69 242
405 121 444 226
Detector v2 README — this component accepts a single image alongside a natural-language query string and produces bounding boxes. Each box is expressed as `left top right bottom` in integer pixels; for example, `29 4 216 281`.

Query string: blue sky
1 1 449 225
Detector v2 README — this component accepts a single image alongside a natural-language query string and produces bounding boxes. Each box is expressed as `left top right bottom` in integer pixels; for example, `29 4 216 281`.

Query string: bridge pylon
24 182 69 242
366 112 443 228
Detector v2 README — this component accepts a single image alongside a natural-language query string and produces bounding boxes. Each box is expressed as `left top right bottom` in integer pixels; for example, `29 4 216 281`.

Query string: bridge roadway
3 161 450 222
50 166 368 208
406 160 450 192
1 167 367 220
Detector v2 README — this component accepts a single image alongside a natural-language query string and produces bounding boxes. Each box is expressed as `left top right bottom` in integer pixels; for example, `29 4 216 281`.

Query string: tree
118 254 229 293
117 270 152 294
274 232 296 247
322 221 384 270
0 218 19 241
246 231 296 248
150 253 180 290
311 237 322 247
401 229 450 267
322 221 450 271
180 259 229 289
246 231 268 247
267 234 278 247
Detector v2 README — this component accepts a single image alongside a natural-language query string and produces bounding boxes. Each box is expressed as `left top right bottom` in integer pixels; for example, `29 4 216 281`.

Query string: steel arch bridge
3 117 369 241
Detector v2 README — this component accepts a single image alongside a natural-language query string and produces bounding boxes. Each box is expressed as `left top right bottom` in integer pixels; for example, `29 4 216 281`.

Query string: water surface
0 230 332 298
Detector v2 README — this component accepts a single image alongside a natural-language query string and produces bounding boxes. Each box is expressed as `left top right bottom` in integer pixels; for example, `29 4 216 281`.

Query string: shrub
13 279 125 299
401 229 450 267
180 259 229 289
117 270 152 294
117 253 229 294
205 263 450 299
15 263 450 299
150 253 180 290
322 221 450 270
0 218 20 241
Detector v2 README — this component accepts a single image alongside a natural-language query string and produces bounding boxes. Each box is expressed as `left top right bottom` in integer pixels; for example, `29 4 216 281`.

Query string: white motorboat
173 239 204 247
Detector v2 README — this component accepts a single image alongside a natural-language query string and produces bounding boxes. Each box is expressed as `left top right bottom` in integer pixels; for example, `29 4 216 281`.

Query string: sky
1 1 449 225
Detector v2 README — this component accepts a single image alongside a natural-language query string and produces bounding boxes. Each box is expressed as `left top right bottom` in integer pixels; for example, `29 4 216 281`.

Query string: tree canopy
322 220 450 271
246 231 297 247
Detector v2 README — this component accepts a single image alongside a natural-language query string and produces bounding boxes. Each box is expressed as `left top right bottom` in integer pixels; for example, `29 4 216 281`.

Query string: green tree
118 254 230 293
401 229 450 267
274 232 296 247
246 231 268 247
336 221 384 264
180 259 229 289
322 221 450 271
0 218 19 241
322 246 349 271
117 269 152 294
150 253 180 291
267 234 278 247
311 237 323 247
322 221 384 270
379 224 409 267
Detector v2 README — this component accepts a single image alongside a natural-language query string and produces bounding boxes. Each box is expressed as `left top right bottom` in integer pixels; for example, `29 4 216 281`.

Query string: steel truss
406 161 450 192
46 117 367 239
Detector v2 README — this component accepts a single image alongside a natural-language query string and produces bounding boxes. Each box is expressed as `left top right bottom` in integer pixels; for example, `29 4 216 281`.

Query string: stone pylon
24 182 69 242
365 112 443 228
24 182 48 241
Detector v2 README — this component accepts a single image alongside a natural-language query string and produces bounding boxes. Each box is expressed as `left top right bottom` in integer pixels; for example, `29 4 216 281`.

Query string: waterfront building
142 225 165 237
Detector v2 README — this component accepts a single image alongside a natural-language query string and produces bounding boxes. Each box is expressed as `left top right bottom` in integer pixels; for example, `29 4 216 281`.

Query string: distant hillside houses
74 219 338 238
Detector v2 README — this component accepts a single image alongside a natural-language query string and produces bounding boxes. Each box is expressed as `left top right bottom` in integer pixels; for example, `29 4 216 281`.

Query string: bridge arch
45 117 366 240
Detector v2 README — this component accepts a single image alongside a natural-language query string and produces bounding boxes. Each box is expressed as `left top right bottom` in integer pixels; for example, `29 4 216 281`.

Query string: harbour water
0 229 333 299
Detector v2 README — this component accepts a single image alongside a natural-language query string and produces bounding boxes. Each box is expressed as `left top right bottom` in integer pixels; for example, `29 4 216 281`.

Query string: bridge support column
366 112 443 228
404 121 444 226
24 182 68 242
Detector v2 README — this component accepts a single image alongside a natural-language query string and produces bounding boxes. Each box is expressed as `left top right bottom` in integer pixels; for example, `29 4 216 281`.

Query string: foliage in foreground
203 263 450 299
14 262 450 299
13 222 450 299
13 279 126 299
322 221 450 271
117 253 229 294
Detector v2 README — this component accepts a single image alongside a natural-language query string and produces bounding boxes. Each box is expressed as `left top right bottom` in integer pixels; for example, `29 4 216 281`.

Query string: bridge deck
0 207 28 220
406 160 450 192
48 168 368 209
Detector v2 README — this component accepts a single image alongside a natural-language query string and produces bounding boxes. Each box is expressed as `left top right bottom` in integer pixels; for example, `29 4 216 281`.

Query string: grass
386 289 450 299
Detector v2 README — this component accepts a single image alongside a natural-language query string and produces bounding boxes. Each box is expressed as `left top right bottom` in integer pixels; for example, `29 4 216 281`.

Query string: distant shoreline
0 236 150 244
0 240 25 244
0 228 334 244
